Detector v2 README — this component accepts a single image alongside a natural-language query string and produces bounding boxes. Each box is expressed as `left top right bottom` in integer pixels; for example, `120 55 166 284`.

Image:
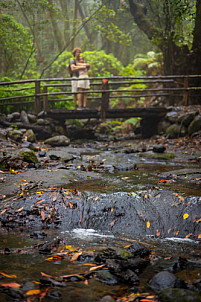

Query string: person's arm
71 63 86 71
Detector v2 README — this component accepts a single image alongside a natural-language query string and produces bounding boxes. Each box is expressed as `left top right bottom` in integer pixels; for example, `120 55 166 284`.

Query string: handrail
0 75 201 114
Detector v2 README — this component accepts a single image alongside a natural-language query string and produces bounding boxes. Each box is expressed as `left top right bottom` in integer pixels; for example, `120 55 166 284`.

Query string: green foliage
93 5 131 46
0 14 36 78
133 51 163 75
47 51 72 78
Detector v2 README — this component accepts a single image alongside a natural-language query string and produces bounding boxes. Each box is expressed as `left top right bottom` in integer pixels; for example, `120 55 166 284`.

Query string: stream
0 138 201 301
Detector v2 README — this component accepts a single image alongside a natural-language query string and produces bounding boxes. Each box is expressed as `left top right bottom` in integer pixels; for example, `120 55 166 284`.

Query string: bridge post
43 86 48 112
34 80 41 114
101 79 109 120
183 76 189 105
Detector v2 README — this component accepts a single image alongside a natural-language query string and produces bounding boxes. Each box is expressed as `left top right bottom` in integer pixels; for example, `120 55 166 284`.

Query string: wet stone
126 242 151 257
158 288 201 302
95 270 118 285
148 271 186 292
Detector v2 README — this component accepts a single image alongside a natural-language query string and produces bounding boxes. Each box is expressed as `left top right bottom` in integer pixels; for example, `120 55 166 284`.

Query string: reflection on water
64 162 201 196
0 228 201 301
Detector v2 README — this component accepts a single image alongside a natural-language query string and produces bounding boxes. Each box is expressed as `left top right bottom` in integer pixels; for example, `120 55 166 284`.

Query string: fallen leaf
26 289 41 296
146 221 150 228
0 209 7 215
198 234 201 239
0 282 20 288
183 213 189 220
156 230 160 237
89 264 105 271
70 252 82 261
0 272 17 278
41 272 52 278
17 207 24 213
40 211 45 220
84 279 88 286
185 233 192 238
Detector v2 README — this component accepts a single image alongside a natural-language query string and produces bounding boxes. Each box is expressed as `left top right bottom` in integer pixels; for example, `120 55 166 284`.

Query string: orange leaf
0 272 17 278
156 230 160 237
89 264 105 271
185 233 192 238
17 207 24 213
70 252 82 261
69 202 74 209
84 279 88 286
0 209 7 215
41 272 53 278
35 199 45 204
26 289 41 296
140 299 157 302
0 282 20 288
40 211 45 220
198 234 201 239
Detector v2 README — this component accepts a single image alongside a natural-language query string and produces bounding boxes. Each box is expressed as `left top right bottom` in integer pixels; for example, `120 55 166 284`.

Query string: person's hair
72 48 82 57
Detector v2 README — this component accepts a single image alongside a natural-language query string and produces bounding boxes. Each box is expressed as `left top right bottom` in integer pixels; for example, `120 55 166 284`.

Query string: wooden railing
0 75 201 115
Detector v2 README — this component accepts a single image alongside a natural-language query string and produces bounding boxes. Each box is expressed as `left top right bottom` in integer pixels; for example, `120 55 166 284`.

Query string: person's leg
71 78 78 109
78 88 83 108
73 94 77 108
83 91 87 108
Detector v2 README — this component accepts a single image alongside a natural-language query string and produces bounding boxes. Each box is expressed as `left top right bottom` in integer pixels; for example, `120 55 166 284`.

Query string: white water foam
71 228 114 239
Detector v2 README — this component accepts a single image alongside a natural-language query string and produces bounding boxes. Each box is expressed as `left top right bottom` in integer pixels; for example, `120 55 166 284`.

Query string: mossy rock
139 152 175 160
18 149 38 163
158 288 201 302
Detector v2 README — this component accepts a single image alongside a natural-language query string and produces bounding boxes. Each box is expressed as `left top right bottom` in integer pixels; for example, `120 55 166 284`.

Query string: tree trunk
48 0 64 52
59 0 70 44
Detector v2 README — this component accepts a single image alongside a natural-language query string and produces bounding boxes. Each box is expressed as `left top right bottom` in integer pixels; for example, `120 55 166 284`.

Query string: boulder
45 135 70 146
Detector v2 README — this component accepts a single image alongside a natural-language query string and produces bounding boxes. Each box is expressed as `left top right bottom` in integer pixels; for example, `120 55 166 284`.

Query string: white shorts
71 77 79 93
77 75 90 89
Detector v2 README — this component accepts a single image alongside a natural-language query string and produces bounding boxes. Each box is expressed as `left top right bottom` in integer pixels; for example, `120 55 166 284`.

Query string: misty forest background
0 0 201 110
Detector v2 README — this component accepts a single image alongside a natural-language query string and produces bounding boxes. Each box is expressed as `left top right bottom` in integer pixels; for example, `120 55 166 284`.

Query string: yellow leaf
146 221 150 228
183 213 189 220
111 208 114 212
66 245 74 252
94 196 98 201
168 229 171 234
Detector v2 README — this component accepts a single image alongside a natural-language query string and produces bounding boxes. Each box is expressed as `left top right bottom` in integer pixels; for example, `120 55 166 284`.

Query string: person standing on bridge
69 48 90 109
77 56 90 109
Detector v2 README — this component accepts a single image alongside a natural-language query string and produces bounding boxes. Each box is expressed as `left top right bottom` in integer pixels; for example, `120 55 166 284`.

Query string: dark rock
153 145 166 153
105 259 139 284
47 290 62 300
126 242 150 257
158 288 201 302
20 110 29 124
39 150 46 157
148 271 186 292
95 270 118 285
150 256 188 273
49 154 61 160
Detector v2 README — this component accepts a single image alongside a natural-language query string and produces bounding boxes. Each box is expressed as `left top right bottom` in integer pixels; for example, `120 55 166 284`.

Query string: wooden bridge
0 75 200 123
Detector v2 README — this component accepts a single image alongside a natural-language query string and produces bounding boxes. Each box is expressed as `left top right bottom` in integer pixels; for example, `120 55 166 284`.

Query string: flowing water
0 145 201 301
